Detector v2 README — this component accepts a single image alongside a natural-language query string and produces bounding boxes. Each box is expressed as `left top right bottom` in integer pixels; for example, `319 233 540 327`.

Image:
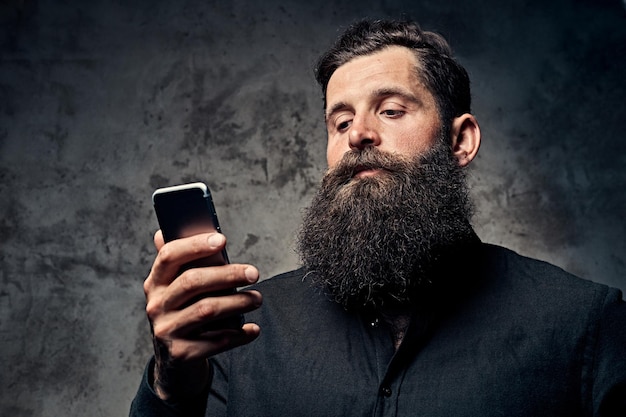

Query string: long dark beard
297 140 475 311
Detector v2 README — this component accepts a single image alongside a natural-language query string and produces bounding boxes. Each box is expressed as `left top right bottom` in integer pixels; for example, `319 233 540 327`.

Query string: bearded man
131 19 626 417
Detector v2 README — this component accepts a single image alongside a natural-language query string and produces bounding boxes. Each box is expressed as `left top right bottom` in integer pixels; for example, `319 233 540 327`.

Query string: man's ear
450 113 481 167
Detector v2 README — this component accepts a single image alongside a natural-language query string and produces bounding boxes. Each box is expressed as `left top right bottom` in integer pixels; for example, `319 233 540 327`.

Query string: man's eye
381 109 404 117
337 120 351 131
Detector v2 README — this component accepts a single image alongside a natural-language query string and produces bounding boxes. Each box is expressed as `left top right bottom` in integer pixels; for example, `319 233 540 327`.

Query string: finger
152 290 262 337
154 230 165 250
197 323 261 356
150 233 228 286
163 323 261 362
163 264 260 310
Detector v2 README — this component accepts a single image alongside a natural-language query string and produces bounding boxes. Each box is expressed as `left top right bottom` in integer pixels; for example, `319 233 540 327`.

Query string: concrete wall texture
1 0 624 415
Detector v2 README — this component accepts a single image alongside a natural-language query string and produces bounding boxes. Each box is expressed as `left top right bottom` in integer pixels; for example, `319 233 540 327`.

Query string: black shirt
131 243 626 416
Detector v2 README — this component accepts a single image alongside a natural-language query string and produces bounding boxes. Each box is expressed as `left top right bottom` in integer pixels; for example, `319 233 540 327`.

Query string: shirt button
370 317 380 328
380 386 392 397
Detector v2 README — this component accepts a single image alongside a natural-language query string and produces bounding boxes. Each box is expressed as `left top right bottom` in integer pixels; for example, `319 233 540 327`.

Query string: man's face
297 44 478 311
324 45 443 169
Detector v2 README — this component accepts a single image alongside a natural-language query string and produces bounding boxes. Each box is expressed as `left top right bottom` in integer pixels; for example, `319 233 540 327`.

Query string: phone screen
152 182 242 330
153 182 229 264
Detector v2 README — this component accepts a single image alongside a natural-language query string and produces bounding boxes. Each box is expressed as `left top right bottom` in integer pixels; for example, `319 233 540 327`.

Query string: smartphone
152 182 243 330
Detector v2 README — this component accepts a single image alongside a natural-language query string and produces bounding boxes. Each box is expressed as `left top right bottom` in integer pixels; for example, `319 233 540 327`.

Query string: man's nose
348 114 381 150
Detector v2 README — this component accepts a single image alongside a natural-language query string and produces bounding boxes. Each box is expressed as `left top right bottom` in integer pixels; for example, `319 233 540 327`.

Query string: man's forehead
327 47 422 89
324 47 432 115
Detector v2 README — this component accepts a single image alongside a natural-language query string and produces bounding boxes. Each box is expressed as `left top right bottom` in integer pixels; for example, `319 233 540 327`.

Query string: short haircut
315 19 471 130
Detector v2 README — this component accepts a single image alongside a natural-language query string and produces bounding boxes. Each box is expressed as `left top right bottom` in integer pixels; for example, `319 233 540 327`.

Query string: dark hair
315 19 471 129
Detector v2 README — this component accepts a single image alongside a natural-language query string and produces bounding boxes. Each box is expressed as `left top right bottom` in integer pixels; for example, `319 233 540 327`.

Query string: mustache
327 147 415 183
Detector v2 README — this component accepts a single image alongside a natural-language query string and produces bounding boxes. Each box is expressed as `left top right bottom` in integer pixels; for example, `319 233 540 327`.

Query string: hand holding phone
145 181 262 401
152 182 244 330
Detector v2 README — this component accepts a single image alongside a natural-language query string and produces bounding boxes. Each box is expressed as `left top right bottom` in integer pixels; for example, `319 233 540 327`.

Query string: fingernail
207 233 225 248
244 266 259 283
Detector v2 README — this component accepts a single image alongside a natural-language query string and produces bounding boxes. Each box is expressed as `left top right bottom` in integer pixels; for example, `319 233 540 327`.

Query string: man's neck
380 310 412 350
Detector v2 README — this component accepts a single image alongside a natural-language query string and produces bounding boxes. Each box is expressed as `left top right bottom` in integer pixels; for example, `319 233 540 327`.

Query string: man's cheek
326 142 351 167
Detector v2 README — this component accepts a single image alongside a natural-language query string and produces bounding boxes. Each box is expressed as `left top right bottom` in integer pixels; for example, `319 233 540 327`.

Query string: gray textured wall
1 0 625 415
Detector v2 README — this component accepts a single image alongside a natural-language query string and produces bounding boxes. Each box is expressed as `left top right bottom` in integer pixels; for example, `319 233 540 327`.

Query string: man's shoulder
478 242 622 304
253 268 307 291
483 242 593 282
244 267 352 331
249 267 328 310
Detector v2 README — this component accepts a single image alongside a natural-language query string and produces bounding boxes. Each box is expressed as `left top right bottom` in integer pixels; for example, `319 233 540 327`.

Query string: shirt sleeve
592 288 626 416
129 357 210 417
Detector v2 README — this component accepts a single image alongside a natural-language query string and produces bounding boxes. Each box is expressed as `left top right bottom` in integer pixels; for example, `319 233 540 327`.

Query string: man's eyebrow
325 101 349 122
371 87 422 106
325 87 423 121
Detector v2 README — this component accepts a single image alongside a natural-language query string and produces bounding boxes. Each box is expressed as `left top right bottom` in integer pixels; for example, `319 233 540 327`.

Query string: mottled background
1 0 625 415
